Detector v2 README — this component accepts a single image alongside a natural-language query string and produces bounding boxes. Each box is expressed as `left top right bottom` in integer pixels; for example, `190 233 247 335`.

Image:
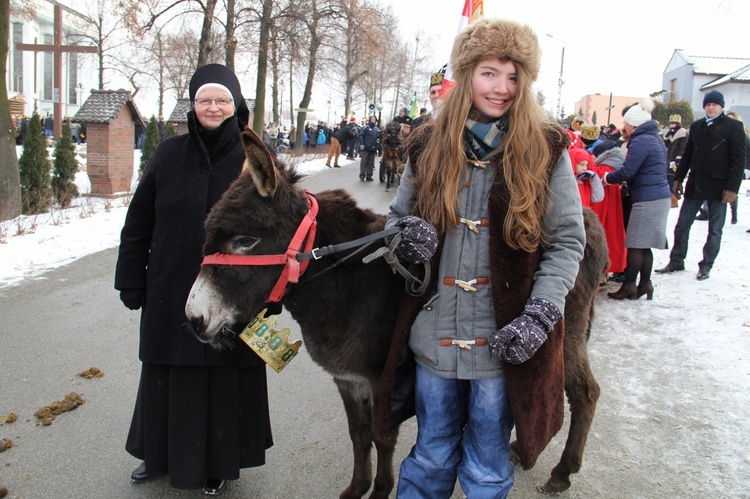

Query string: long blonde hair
413 61 553 252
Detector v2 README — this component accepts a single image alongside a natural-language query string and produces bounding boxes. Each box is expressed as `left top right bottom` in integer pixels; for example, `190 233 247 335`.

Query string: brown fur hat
449 18 541 83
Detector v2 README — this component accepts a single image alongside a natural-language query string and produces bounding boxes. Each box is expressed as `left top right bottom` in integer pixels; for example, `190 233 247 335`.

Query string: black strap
296 226 402 262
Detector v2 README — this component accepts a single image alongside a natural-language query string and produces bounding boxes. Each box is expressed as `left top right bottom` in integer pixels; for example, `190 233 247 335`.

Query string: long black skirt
126 363 273 489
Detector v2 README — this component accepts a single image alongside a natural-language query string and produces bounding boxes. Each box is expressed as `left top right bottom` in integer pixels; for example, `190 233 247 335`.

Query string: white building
662 49 750 122
6 0 98 119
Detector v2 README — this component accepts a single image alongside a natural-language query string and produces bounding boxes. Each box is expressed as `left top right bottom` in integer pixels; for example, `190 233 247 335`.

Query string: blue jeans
669 197 728 271
397 365 514 499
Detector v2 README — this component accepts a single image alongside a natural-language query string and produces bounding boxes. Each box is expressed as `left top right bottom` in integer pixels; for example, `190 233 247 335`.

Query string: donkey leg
334 376 375 499
369 425 399 499
539 314 600 493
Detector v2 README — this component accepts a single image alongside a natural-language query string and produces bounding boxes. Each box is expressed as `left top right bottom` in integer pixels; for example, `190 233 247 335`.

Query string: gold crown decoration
239 309 302 373
571 117 584 131
430 72 445 86
580 124 600 141
668 114 682 124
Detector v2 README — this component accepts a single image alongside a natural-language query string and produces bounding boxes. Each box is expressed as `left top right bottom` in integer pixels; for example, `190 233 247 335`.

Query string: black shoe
325 163 332 168
655 262 685 274
695 212 708 221
130 462 164 484
731 215 737 224
697 268 710 280
333 164 341 168
366 177 374 181
359 177 365 181
203 478 228 496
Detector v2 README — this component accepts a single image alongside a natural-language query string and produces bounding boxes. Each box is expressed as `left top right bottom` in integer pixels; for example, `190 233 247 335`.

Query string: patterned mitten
488 297 562 364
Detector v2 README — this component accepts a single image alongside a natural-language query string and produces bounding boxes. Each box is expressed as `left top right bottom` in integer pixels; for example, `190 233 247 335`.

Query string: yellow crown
239 309 302 373
668 114 682 124
580 124 600 141
430 72 444 86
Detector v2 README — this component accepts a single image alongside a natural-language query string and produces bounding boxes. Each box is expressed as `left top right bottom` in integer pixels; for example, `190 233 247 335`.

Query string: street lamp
374 102 383 125
546 34 565 123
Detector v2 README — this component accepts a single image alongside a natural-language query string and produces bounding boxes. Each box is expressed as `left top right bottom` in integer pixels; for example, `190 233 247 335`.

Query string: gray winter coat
387 141 584 380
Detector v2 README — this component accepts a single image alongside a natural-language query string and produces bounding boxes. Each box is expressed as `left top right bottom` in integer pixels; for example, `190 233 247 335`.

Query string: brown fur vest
377 123 570 469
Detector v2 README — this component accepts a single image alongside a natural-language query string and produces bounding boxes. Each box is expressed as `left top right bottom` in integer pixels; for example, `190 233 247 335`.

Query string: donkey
185 128 608 498
379 121 409 192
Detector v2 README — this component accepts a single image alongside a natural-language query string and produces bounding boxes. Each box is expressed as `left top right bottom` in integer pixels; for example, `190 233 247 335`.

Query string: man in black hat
656 89 746 280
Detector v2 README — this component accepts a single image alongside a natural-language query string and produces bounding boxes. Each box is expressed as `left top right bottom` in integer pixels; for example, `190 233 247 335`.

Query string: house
662 49 750 122
6 0 98 120
572 94 645 127
73 90 146 196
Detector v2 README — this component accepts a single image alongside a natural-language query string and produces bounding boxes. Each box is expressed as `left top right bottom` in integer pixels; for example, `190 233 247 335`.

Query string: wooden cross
16 4 98 140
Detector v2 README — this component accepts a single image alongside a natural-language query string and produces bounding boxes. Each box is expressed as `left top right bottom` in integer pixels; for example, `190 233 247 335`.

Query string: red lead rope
201 190 319 303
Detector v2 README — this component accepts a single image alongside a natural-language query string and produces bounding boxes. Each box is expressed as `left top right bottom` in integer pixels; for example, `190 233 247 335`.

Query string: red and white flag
437 0 483 104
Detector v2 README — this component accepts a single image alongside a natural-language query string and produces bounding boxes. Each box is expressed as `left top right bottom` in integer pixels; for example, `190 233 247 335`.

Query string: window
12 23 23 93
68 51 78 104
43 34 53 101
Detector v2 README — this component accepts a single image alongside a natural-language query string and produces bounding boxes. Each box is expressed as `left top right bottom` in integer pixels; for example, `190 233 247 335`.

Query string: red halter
201 190 319 303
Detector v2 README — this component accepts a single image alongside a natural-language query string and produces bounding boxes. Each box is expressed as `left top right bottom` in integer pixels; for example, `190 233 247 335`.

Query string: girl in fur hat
385 18 585 497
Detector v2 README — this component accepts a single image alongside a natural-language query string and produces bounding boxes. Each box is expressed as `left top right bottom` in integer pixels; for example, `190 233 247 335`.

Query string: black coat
115 111 262 367
676 113 746 200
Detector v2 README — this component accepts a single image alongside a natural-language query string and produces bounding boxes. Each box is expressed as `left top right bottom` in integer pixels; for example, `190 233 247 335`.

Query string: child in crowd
570 148 604 207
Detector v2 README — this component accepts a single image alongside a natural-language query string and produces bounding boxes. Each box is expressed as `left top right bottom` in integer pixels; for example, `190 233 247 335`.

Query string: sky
381 0 750 119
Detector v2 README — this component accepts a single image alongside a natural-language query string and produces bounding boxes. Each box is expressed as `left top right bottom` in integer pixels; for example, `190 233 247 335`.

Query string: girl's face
575 160 589 175
471 58 518 122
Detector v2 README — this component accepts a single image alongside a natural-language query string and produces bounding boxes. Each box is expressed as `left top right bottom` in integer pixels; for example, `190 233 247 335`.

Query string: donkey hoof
537 476 571 494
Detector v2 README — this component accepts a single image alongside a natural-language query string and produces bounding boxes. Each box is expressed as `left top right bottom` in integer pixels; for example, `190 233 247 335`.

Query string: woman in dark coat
604 99 672 300
115 64 272 495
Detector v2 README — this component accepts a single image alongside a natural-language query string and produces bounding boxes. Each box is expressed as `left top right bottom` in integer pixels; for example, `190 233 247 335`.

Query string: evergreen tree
652 100 695 128
163 121 176 139
139 115 160 175
51 122 79 208
18 109 51 213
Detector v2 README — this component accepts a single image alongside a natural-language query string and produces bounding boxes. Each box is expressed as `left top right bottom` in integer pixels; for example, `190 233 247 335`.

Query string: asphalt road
1 156 748 498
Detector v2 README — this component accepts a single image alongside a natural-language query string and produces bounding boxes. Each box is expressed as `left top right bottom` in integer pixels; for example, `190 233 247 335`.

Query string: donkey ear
241 127 278 197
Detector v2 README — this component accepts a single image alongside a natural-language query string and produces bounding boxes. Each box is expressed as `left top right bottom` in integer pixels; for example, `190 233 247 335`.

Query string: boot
636 280 654 300
607 282 637 300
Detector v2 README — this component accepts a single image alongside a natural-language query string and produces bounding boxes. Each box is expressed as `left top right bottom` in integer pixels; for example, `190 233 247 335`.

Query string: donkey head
185 127 309 345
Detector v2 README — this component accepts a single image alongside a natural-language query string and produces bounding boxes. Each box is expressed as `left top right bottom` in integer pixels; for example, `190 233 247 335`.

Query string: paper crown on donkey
239 309 302 373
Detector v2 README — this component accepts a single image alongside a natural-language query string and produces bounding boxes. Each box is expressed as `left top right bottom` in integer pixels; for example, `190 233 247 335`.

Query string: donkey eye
231 236 260 254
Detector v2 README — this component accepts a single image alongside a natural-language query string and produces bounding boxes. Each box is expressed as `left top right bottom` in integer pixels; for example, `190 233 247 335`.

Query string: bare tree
71 0 130 90
285 0 340 145
251 0 273 134
119 0 219 69
1 0 21 221
324 0 386 116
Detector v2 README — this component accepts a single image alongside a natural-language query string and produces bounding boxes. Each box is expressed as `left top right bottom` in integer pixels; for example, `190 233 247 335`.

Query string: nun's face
194 88 235 129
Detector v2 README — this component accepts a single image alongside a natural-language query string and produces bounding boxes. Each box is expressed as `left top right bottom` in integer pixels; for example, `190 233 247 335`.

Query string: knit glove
393 216 438 264
120 289 145 310
722 190 737 204
488 297 562 365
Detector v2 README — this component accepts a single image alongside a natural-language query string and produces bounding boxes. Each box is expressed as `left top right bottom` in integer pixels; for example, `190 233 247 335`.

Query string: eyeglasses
195 98 234 107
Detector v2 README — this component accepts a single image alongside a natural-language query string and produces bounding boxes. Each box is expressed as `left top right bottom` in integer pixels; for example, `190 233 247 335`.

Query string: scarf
465 115 509 159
